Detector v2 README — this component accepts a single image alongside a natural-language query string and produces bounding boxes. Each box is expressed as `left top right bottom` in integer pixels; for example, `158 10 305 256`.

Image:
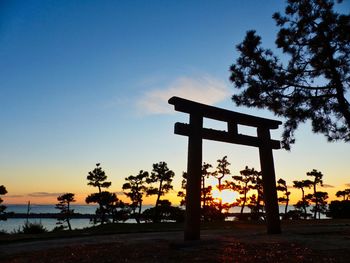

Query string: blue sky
1 0 349 204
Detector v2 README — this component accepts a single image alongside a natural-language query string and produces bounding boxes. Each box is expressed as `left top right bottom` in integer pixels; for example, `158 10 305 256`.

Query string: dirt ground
1 220 350 262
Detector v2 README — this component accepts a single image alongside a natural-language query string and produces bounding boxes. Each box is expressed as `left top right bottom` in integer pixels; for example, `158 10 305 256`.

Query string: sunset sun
211 189 238 204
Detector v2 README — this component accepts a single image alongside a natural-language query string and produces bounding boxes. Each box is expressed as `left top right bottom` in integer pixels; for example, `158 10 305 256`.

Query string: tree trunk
240 188 247 217
302 189 307 219
202 177 206 209
284 198 289 215
67 202 72 231
313 183 317 219
218 178 222 213
323 34 350 130
154 180 163 223
137 201 142 224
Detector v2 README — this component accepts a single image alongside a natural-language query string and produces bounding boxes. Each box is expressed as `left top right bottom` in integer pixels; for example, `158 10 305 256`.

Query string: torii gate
168 96 282 240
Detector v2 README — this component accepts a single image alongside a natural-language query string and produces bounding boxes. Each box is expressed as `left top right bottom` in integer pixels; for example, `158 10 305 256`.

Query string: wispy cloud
137 75 230 115
321 184 334 188
5 195 24 198
28 192 63 197
345 183 350 187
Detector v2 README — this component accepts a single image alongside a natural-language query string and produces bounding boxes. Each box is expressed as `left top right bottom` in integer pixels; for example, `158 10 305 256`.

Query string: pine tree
293 180 313 219
55 193 75 231
230 0 350 149
122 170 149 223
232 166 257 218
277 178 291 215
146 162 175 223
306 169 328 219
0 185 8 221
212 156 231 213
336 189 350 200
85 163 113 224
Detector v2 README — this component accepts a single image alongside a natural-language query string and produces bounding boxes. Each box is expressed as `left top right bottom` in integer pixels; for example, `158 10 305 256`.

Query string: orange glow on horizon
211 189 238 204
2 185 345 206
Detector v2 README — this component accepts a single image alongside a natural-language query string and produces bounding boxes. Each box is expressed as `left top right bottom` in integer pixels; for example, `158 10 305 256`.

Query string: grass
0 222 185 244
1 219 349 245
0 220 256 244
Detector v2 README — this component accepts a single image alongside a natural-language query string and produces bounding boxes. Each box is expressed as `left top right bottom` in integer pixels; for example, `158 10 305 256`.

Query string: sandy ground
1 220 350 262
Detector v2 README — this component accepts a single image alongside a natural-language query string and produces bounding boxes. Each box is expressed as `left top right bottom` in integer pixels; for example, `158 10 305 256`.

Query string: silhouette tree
293 180 313 219
178 169 218 221
55 193 75 231
306 191 329 219
212 156 231 213
85 163 112 224
86 191 124 224
248 170 264 219
142 199 184 223
277 178 291 215
232 166 257 218
306 169 325 219
177 172 187 207
229 0 350 149
107 195 130 223
328 200 350 218
0 185 7 221
336 189 350 200
146 161 175 223
122 170 149 223
201 162 213 210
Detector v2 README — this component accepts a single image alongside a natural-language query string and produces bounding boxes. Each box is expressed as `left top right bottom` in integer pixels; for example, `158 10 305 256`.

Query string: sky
1 0 349 205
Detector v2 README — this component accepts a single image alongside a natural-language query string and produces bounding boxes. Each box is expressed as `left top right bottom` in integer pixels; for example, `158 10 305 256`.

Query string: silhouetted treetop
230 0 350 149
146 161 175 223
0 185 7 221
122 170 149 223
86 163 114 224
336 188 350 200
55 193 75 231
87 163 111 192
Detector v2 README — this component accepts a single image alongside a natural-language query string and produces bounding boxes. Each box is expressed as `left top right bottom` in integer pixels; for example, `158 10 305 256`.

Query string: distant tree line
0 185 8 221
177 156 350 221
80 161 183 228
1 158 350 232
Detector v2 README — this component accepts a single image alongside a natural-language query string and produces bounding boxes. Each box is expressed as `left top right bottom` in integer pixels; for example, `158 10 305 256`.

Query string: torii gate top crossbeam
168 96 282 149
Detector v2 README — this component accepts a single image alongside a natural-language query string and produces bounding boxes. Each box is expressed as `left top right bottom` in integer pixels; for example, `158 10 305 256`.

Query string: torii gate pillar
258 127 281 233
169 97 282 240
185 114 203 240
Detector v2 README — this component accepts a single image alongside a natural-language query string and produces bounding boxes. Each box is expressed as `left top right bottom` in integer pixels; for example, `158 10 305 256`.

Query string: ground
1 220 350 262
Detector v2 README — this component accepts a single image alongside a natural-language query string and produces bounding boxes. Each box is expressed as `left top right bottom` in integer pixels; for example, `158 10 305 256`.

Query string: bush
201 206 226 222
21 221 48 234
52 225 66 232
282 210 304 220
142 203 185 223
327 200 350 219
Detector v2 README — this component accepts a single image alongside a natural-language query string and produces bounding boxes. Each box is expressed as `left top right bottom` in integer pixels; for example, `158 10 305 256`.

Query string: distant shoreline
6 213 95 219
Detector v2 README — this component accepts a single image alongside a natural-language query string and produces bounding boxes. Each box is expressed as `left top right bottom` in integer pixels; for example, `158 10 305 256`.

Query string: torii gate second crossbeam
168 96 282 241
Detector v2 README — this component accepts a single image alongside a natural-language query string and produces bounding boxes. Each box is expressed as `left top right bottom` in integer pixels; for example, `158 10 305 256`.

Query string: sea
0 204 328 233
1 204 99 233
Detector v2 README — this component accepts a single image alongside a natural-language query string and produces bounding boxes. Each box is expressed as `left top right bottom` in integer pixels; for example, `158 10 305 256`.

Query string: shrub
201 206 226 222
142 202 185 223
21 221 48 234
327 200 350 219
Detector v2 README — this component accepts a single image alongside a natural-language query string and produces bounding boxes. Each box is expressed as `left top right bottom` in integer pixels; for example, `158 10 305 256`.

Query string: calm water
1 204 99 233
0 204 148 233
6 204 98 214
0 204 328 233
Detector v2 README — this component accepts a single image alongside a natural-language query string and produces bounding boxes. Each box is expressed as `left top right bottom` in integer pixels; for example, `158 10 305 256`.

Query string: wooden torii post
168 96 282 241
